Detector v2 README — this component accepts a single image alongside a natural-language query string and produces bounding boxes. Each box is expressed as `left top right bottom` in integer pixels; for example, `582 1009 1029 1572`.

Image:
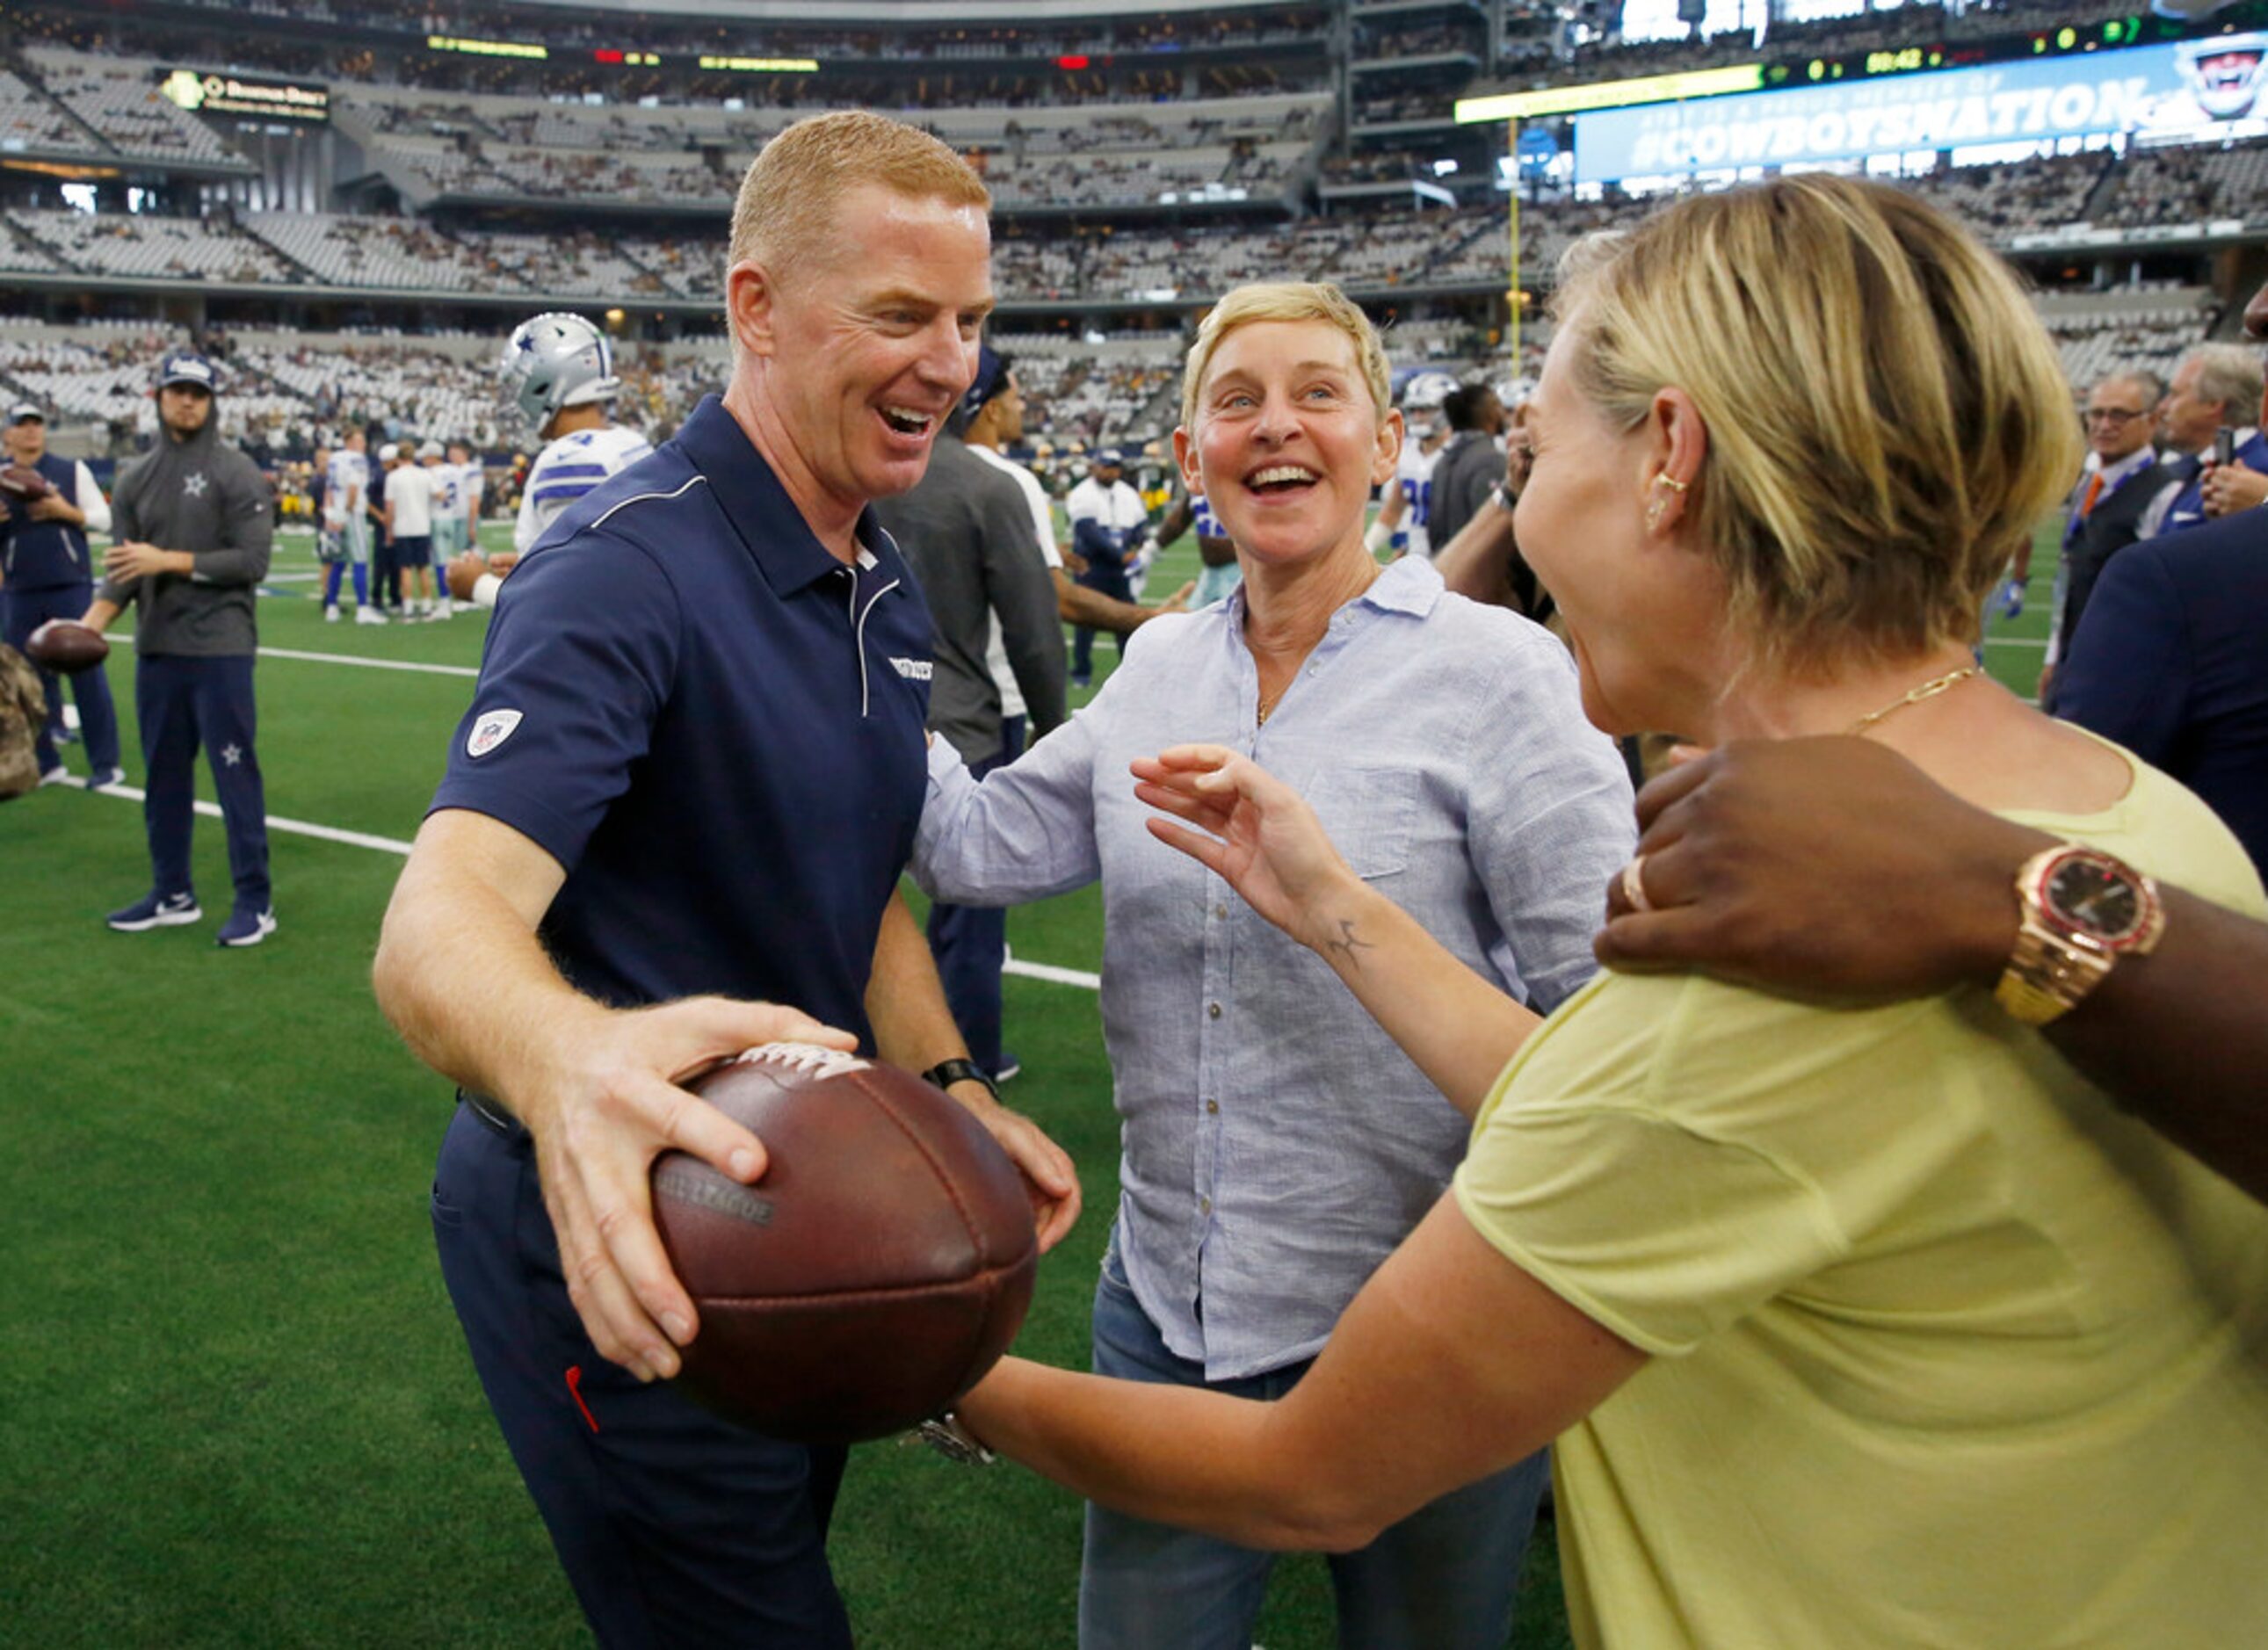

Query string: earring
1655 474 1688 494
1645 498 1667 532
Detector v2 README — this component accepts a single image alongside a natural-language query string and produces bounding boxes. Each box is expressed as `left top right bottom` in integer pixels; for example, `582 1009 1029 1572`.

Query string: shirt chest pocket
1302 763 1419 880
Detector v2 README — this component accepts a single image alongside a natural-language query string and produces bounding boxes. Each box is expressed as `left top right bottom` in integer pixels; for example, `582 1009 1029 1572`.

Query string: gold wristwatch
1993 844 2164 1025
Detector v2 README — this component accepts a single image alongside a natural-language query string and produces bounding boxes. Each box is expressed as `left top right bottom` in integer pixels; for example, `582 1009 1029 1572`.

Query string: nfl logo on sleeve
467 709 524 758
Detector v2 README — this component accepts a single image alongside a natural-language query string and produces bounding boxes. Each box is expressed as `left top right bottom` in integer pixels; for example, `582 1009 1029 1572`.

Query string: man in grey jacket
873 417 1065 1082
83 351 277 946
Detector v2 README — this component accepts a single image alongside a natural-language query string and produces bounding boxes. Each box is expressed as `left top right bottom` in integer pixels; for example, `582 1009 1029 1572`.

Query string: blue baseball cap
1094 447 1127 467
960 344 1011 421
156 351 220 393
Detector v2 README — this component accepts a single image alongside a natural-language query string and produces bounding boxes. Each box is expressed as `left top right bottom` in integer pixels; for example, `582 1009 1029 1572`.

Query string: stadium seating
23 47 251 168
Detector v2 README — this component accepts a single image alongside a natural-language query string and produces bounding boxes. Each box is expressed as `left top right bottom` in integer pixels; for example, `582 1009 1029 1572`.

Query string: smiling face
1174 317 1400 574
732 183 994 525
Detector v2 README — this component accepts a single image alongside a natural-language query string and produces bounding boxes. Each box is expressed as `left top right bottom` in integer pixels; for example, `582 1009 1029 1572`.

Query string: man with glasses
2041 371 2168 706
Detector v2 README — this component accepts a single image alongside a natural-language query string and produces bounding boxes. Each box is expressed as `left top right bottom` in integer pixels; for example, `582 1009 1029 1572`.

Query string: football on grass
653 1043 1038 1444
25 619 107 675
0 464 52 501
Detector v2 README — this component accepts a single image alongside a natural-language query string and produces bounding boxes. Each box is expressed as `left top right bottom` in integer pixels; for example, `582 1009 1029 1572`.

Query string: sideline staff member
1 402 122 786
373 112 1077 1648
83 351 276 946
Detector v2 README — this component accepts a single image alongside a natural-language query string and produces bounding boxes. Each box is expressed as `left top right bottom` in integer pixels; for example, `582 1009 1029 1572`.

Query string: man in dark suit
2040 371 2169 705
2054 503 2268 877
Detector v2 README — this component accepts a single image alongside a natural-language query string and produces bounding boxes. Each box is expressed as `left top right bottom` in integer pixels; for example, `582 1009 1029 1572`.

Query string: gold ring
1620 856 1654 914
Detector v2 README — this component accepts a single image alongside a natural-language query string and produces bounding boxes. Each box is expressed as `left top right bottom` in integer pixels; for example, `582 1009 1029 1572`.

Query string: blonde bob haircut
1553 173 2082 671
1182 281 1392 435
730 112 989 285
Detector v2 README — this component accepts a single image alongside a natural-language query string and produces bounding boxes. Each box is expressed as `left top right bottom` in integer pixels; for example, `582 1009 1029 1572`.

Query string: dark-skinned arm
1594 737 2268 1205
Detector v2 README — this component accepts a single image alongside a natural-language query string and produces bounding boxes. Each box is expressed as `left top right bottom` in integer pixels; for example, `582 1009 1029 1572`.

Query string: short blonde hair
729 112 989 284
1554 174 2081 671
1182 282 1391 434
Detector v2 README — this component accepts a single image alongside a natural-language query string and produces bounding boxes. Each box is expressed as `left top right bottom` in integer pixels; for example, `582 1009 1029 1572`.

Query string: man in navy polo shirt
373 112 1078 1648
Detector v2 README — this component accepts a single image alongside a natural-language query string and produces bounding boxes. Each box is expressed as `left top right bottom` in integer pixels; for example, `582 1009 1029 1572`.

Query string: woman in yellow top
949 175 2268 1646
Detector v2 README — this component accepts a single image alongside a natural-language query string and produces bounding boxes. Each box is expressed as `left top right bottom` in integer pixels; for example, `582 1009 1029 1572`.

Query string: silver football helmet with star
499 313 621 437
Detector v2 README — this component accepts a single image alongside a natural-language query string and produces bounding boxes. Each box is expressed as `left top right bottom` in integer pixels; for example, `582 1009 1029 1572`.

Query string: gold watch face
2043 854 2143 944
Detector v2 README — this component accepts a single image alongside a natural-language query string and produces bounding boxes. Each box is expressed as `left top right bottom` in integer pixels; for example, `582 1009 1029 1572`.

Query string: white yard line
70 784 1105 992
111 632 481 678
85 783 416 856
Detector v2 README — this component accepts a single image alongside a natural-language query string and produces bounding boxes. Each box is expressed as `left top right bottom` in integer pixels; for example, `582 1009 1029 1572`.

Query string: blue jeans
1079 1242 1547 1650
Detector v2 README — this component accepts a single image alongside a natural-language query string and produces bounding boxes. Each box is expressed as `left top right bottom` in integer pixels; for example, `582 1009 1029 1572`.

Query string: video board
1571 32 2267 181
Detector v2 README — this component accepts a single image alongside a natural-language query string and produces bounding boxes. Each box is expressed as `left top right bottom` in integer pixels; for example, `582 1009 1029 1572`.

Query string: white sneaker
355 606 388 626
434 598 453 621
37 765 70 787
324 604 341 623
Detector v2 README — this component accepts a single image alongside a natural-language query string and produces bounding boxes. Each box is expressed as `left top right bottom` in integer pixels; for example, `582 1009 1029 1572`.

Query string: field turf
0 514 2061 1646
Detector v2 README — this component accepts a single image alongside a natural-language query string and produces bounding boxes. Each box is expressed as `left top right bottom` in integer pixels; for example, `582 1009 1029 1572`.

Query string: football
0 467 53 512
653 1043 1038 1444
0 464 53 500
24 619 108 676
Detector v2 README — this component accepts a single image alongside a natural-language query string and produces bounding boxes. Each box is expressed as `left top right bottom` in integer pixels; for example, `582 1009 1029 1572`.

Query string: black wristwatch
915 1411 997 1465
922 1058 999 1103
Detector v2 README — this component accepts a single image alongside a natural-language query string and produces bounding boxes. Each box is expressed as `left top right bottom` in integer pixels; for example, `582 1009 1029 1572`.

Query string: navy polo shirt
429 395 933 1046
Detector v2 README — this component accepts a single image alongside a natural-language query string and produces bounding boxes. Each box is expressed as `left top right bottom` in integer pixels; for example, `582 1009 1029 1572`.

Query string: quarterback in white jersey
515 423 654 554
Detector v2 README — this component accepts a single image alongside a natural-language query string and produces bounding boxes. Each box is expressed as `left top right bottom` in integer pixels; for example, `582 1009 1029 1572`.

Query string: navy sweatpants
1071 561 1133 680
4 581 120 775
433 1101 852 1649
136 654 269 908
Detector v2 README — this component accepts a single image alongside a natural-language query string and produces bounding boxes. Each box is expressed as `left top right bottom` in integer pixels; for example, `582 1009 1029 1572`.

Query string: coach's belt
460 1089 526 1140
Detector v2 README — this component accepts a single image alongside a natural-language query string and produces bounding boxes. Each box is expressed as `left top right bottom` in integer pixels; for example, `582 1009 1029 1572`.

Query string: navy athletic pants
1071 561 1133 681
924 714 1024 1078
433 1101 853 1649
4 581 120 775
137 653 268 908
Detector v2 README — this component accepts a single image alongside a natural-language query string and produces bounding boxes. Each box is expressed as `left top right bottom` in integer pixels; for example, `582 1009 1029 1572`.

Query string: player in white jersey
321 427 378 624
504 314 653 555
431 439 468 569
518 423 654 555
451 314 656 609
1365 369 1457 560
450 441 483 546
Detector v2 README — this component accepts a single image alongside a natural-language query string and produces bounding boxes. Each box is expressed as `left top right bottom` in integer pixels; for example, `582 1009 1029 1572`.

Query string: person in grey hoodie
82 351 277 946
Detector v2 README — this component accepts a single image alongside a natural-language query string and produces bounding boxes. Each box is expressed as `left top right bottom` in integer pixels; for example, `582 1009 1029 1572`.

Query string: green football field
0 514 2061 1647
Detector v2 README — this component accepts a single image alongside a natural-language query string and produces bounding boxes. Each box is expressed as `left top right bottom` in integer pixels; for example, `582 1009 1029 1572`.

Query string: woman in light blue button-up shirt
912 281 1634 1649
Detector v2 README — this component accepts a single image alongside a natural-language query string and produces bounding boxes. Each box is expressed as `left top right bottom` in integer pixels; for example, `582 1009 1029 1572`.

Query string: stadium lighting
1456 64 1764 122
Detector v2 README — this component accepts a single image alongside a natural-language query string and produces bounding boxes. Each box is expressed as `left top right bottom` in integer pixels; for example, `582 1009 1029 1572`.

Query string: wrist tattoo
1322 917 1373 972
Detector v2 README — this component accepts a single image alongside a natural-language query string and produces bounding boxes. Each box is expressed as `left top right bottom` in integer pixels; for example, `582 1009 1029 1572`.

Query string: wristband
922 1058 999 1103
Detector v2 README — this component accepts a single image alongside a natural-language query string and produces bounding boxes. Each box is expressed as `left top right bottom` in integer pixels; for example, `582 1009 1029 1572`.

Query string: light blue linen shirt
911 555 1635 1379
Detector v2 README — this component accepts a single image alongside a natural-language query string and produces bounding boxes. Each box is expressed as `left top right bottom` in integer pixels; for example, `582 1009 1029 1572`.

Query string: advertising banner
1573 33 2267 181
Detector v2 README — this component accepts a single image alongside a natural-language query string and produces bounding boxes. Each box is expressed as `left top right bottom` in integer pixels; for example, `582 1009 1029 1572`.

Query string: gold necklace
1844 664 1981 736
1257 687 1284 726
